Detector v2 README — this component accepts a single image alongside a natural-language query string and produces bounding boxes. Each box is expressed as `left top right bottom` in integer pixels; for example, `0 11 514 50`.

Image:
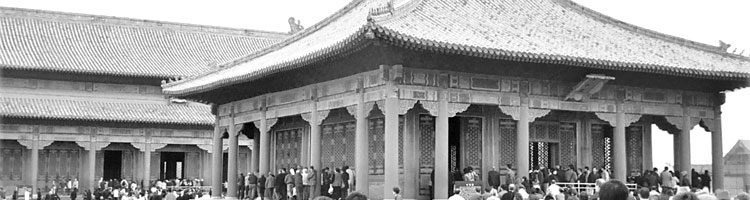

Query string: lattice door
591 124 606 169
321 122 355 169
275 128 302 169
368 118 385 174
559 122 577 167
419 115 436 170
499 119 517 167
626 125 643 176
462 117 482 169
529 142 549 169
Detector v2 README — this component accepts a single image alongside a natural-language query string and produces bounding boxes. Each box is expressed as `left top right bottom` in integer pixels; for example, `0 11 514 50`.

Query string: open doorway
160 152 185 180
103 151 122 180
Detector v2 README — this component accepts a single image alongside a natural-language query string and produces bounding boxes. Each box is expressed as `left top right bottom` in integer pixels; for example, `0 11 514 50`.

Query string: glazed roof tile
0 96 214 125
163 0 750 96
0 7 288 78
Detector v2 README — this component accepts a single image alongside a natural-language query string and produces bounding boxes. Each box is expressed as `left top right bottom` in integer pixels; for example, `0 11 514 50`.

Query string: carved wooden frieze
497 105 550 122
594 113 642 127
267 87 312 108
398 99 418 115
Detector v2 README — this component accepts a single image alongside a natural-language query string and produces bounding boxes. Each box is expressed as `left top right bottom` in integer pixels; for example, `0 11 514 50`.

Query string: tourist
331 168 343 200
343 192 366 200
487 167 501 189
700 171 711 190
501 184 516 200
599 180 629 200
497 184 508 199
578 167 589 183
70 187 78 200
448 189 464 200
599 167 610 181
679 171 691 187
671 191 698 200
392 187 402 200
341 166 350 198
294 168 304 200
239 173 246 200
345 167 354 194
505 165 515 186
659 167 673 193
637 188 650 200
320 168 331 197
285 169 295 200
248 172 258 200
276 169 287 200
265 172 275 200
307 166 317 200
258 174 266 200
301 168 310 200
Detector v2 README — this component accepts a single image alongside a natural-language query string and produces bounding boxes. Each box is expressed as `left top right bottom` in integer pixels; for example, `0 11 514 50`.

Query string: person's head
508 184 516 192
310 166 315 170
344 192 367 200
313 196 334 200
453 189 461 195
393 187 400 195
638 187 650 199
664 167 669 171
500 184 508 192
599 180 629 200
507 164 512 169
671 192 698 200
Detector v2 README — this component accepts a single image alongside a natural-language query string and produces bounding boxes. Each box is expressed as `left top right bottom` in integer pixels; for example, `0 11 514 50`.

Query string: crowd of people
233 165 355 200
1 177 207 200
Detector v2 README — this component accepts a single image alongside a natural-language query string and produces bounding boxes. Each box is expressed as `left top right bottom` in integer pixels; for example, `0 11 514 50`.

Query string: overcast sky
2 0 747 166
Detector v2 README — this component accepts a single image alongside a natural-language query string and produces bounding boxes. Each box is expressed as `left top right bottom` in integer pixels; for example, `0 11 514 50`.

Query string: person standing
293 169 303 200
306 166 317 200
659 167 673 193
284 169 295 200
247 172 258 200
258 175 266 200
239 173 246 200
70 187 78 200
488 167 502 189
275 169 287 200
320 168 331 197
701 170 711 190
505 164 515 186
331 168 343 200
265 173 275 200
340 166 349 198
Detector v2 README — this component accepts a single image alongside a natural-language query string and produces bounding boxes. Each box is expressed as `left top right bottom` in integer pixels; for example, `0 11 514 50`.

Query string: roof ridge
554 0 748 60
0 6 289 39
163 0 372 87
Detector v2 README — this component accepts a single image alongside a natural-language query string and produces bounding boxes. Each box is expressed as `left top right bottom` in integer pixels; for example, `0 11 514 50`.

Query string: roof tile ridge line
0 64 180 79
0 6 289 38
551 0 733 56
161 0 370 88
369 0 423 23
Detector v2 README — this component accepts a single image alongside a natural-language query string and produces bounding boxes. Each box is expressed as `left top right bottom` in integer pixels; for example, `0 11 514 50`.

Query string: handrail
555 182 638 194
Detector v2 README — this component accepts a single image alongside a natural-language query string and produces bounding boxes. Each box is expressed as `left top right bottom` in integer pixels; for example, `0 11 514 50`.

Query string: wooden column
354 89 369 195
227 120 239 200
517 100 530 180
211 118 223 199
680 109 692 180
308 103 322 197
143 140 151 188
403 109 418 200
252 131 260 173
434 90 449 200
88 135 96 191
613 103 627 181
30 137 39 195
383 83 400 200
711 106 724 191
642 124 653 171
673 132 681 171
259 110 270 175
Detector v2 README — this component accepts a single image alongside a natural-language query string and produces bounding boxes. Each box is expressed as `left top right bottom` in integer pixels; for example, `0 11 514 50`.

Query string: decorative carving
300 110 330 126
18 140 33 149
197 144 212 153
75 141 90 150
267 118 279 131
498 105 520 121
448 103 471 117
528 109 551 122
699 118 716 132
420 101 439 116
148 143 168 152
398 99 418 115
595 113 642 127
130 143 145 151
93 142 111 151
345 105 357 118
664 116 684 130
288 17 304 34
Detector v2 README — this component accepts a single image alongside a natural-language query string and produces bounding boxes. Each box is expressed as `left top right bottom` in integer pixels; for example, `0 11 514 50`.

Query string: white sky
1 0 748 166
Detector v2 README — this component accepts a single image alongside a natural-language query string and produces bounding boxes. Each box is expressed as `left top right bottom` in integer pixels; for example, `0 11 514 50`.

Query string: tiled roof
0 7 288 78
162 0 750 96
0 96 214 125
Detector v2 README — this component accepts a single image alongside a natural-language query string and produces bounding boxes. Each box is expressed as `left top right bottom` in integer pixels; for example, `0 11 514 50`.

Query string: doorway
160 152 185 180
103 151 122 180
529 142 559 170
448 117 461 173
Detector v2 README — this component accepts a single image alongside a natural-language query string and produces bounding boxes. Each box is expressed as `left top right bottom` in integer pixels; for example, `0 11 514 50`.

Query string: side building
0 7 288 193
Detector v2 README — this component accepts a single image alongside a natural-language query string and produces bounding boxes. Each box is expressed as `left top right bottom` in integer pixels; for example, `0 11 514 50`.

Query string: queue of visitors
234 165 354 200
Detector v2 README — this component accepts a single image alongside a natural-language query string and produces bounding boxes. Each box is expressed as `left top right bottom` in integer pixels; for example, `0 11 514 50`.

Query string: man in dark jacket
587 167 600 183
239 173 245 200
247 172 258 200
487 167 502 189
275 169 287 200
293 169 303 200
258 175 266 200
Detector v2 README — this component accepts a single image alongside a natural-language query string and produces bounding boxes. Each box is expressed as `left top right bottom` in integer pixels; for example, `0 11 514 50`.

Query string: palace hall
0 7 288 193
162 0 749 200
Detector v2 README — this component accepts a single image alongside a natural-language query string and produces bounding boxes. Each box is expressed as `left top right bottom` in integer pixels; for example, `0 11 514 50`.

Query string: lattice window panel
560 122 577 167
399 117 404 167
463 117 482 168
626 125 643 176
591 124 606 169
321 122 355 169
275 128 302 169
534 123 547 140
369 118 385 174
548 123 559 140
500 119 517 167
419 115 436 170
529 142 550 170
604 137 612 171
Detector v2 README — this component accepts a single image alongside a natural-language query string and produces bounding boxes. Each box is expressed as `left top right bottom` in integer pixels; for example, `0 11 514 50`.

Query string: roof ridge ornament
288 17 304 34
718 40 731 52
367 1 395 21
